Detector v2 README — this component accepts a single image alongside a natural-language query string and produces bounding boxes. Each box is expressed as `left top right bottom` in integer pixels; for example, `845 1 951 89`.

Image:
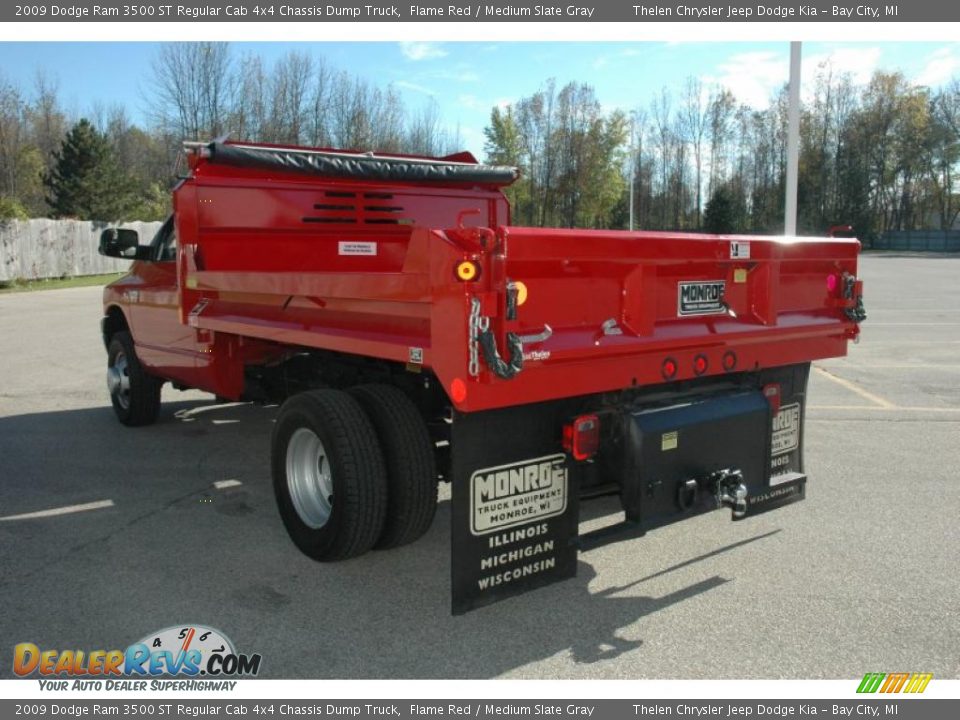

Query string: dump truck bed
175 142 862 412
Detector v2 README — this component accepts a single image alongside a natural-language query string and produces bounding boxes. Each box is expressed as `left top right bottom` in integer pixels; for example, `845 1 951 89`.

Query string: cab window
151 217 177 262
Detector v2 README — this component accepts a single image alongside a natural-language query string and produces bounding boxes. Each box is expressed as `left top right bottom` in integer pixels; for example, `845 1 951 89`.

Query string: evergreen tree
44 119 133 220
703 185 737 234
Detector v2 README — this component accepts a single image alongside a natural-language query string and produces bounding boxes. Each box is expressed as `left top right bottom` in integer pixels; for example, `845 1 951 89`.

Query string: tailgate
443 227 863 411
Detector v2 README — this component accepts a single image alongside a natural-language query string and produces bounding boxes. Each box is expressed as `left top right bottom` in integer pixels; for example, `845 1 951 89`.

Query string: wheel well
102 306 129 349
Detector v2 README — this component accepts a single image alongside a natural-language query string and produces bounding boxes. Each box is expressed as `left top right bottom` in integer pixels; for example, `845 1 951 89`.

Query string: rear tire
272 389 388 561
106 331 162 427
350 384 438 549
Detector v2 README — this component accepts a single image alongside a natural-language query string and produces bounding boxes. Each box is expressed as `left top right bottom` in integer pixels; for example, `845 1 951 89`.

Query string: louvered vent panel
302 191 409 225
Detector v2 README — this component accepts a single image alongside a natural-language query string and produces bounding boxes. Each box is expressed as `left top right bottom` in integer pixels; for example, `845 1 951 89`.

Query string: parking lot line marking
213 479 242 489
867 307 960 311
812 366 895 408
809 405 960 413
809 405 876 410
827 364 960 369
0 499 114 522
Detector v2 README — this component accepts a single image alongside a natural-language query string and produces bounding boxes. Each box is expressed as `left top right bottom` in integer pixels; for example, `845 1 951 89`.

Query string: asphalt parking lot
1 254 958 680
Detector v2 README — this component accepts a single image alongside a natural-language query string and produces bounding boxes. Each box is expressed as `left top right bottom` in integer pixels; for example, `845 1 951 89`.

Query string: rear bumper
591 386 807 542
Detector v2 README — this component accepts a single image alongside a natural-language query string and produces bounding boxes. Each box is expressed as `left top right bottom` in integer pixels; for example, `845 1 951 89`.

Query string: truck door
127 218 202 386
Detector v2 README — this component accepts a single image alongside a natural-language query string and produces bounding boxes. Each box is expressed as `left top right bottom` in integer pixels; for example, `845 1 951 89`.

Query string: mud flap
450 405 580 615
739 473 806 518
751 361 810 518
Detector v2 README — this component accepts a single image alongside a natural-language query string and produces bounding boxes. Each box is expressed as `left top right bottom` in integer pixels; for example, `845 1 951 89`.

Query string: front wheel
271 389 388 561
106 331 162 426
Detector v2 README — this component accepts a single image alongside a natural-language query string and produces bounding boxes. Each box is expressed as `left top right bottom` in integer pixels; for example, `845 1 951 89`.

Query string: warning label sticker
470 454 567 535
338 241 377 256
771 403 801 456
730 240 751 259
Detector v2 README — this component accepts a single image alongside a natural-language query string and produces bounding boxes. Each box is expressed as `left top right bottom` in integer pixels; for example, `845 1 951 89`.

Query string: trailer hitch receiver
711 468 748 519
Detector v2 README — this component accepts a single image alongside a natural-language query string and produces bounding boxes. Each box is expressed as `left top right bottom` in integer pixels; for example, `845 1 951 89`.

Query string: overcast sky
1 41 957 155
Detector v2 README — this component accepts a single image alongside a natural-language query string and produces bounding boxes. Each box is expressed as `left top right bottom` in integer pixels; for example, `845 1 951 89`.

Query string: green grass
0 272 124 294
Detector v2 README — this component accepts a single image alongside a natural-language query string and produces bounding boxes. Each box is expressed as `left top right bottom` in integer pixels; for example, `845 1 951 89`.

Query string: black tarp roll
205 142 519 186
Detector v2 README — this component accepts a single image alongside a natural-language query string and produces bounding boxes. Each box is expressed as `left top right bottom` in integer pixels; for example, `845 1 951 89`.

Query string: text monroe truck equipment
99 140 865 613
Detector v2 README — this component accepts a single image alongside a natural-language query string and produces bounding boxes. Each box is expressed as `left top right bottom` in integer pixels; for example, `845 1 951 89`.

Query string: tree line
1 42 958 239
0 43 462 222
486 69 960 237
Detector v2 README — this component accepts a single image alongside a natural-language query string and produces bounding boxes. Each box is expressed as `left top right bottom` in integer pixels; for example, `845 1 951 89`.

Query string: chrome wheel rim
286 427 334 529
107 351 131 410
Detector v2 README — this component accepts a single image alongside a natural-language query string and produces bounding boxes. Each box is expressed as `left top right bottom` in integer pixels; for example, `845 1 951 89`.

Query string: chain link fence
871 230 960 252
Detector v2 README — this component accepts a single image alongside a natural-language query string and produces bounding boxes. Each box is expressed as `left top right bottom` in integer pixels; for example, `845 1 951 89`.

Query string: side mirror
99 228 150 260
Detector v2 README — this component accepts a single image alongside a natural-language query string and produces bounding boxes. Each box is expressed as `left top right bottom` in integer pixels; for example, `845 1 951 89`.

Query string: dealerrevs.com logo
13 625 261 690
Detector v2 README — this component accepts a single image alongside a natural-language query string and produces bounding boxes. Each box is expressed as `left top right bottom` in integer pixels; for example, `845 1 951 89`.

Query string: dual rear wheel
103 334 436 560
271 385 439 561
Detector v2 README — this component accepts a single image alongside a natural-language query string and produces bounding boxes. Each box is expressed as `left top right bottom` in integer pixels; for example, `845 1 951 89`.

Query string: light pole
785 41 802 236
629 117 637 231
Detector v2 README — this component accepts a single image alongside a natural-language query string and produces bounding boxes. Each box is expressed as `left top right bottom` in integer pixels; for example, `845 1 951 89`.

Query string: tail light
563 414 600 461
763 383 781 414
826 273 840 294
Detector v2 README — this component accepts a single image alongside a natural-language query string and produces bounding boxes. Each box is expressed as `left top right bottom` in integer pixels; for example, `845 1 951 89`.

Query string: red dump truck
99 140 865 613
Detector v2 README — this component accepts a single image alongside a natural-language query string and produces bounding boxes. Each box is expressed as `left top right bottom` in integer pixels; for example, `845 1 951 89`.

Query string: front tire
106 331 162 426
272 390 388 561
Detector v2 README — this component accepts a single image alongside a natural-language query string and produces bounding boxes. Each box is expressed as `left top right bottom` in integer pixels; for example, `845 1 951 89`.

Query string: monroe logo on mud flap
470 454 567 535
678 281 726 316
771 403 801 456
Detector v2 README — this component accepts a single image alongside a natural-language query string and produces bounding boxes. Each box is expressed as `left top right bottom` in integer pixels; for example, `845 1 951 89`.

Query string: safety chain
468 295 524 380
468 297 488 377
843 274 867 323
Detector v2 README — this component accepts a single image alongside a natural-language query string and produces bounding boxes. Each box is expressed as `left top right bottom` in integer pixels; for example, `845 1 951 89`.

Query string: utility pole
629 119 635 231
785 41 802 236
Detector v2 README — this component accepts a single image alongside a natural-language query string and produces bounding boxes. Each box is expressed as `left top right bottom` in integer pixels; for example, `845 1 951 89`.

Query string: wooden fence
0 219 163 282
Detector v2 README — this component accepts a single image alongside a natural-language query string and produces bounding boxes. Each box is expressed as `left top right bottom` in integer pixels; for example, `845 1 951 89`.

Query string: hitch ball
712 468 748 519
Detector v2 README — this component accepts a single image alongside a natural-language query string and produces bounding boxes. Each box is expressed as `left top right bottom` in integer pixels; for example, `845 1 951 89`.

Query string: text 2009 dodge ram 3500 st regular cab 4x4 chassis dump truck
99 140 865 613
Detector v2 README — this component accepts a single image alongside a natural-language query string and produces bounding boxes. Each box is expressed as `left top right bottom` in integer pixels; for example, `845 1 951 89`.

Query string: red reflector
450 378 467 404
662 357 678 380
826 273 839 294
722 351 737 371
763 383 781 414
693 354 708 375
563 414 600 461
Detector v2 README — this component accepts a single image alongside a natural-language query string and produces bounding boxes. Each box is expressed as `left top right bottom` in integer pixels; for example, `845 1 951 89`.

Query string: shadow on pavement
0 400 780 678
